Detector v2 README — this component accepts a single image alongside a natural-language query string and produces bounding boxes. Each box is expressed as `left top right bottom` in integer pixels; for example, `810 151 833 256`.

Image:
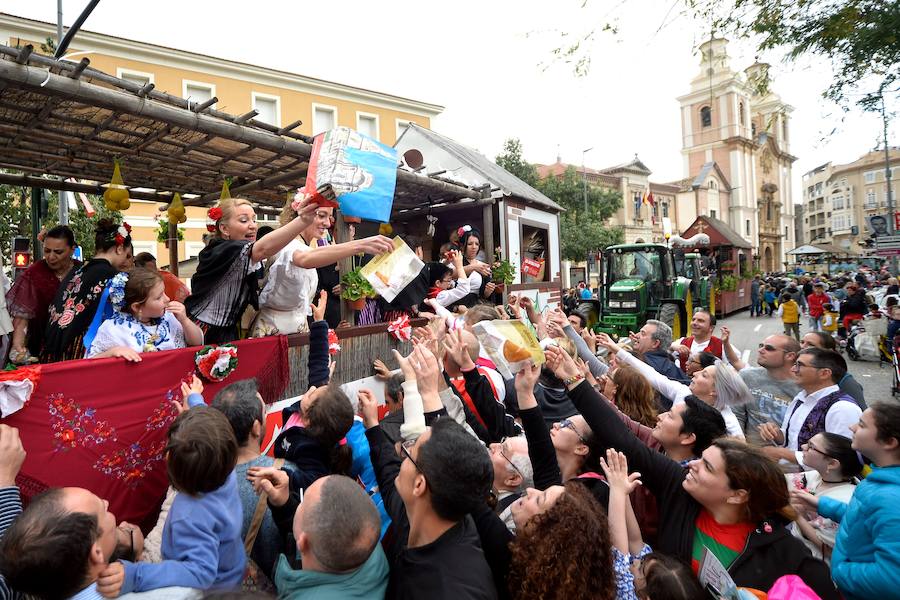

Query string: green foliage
42 194 122 258
688 0 899 110
536 166 624 261
157 219 185 243
491 252 517 284
340 268 376 301
719 274 739 291
495 138 539 187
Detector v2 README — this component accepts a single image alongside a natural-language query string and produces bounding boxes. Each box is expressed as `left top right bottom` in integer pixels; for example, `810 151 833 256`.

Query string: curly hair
613 365 658 428
507 482 614 600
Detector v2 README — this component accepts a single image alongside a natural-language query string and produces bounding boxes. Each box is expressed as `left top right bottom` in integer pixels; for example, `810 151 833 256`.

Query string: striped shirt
0 486 23 600
691 509 754 574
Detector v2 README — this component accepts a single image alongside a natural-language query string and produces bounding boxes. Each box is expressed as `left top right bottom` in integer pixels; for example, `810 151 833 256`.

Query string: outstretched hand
599 449 642 496
358 389 380 429
514 363 540 396
595 332 619 353
544 344 580 383
312 289 328 322
247 466 290 507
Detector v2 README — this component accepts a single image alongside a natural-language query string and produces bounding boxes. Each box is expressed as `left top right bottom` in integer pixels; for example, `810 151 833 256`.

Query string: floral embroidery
93 440 167 488
145 372 195 431
48 270 110 329
48 393 117 452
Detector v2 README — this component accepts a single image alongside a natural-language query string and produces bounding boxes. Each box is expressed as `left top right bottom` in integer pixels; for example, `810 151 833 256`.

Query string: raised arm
515 364 562 489
249 194 318 263
561 322 609 378
597 333 688 403
719 326 746 370
291 236 394 269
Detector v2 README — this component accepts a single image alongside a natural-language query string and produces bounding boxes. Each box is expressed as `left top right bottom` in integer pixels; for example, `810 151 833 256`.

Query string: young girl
87 268 204 360
792 403 900 600
789 432 861 561
601 449 704 600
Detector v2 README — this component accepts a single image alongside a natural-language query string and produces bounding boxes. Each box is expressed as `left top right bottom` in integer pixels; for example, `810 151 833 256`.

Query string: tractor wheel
659 303 681 338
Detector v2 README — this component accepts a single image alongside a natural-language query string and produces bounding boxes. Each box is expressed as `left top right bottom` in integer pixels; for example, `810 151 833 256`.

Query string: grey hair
712 359 753 410
646 319 673 351
506 452 535 493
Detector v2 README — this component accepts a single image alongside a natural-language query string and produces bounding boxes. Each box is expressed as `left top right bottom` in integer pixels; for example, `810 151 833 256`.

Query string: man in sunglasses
732 334 802 446
757 348 861 469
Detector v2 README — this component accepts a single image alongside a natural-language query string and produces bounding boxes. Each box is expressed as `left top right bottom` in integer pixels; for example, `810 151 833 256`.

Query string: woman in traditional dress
449 227 495 309
41 220 133 363
5 225 79 364
250 201 393 336
86 268 204 360
186 195 322 344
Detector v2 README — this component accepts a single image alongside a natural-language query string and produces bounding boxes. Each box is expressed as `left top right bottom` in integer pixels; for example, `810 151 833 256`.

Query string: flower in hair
208 207 223 221
108 272 129 313
113 222 131 246
457 225 472 237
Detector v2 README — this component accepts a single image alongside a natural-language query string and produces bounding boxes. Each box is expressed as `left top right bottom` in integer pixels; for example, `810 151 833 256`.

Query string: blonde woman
251 200 393 336
186 195 317 343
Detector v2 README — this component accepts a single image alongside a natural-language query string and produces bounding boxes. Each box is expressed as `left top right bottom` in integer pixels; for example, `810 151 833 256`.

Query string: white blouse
258 238 317 316
87 312 187 357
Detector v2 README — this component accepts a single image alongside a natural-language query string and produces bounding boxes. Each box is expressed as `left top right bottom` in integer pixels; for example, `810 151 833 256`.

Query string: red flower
208 207 223 221
61 430 75 443
114 234 124 246
123 222 132 234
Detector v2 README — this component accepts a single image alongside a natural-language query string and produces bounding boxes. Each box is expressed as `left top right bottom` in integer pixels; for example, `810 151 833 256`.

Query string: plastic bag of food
361 236 424 302
303 126 398 222
473 320 545 379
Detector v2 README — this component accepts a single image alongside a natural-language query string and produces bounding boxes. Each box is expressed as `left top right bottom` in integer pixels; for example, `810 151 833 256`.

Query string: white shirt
616 348 744 439
674 336 739 359
258 238 316 314
780 384 862 467
87 312 188 357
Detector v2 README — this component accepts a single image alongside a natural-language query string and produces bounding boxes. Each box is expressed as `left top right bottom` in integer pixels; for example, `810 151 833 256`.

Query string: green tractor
578 243 711 339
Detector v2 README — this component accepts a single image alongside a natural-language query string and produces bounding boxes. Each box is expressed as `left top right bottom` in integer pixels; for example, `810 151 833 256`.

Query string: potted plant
492 250 516 290
340 268 376 311
156 219 184 249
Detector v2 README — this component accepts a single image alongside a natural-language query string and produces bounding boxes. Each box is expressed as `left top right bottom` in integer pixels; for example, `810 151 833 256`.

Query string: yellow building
0 12 442 266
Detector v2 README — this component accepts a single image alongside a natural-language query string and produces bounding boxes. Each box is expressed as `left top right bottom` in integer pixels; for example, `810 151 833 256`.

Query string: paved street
718 310 895 406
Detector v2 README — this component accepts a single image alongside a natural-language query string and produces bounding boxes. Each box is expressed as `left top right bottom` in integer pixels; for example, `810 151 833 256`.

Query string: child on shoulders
117 376 246 592
87 268 204 360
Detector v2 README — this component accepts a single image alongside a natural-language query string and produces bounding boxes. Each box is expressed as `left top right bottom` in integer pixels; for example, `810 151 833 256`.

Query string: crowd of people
0 196 898 599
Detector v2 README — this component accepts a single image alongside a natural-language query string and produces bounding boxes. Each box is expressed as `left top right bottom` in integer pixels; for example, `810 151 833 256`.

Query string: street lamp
582 147 593 212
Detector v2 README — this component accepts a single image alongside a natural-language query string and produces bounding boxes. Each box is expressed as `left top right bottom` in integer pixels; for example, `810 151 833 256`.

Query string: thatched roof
0 43 481 210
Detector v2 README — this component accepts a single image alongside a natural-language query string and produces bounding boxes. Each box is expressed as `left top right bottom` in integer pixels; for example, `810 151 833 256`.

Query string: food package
360 236 425 302
303 126 398 222
522 257 543 278
473 319 545 379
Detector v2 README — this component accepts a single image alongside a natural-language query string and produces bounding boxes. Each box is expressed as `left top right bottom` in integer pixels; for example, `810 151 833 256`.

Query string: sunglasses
558 418 588 444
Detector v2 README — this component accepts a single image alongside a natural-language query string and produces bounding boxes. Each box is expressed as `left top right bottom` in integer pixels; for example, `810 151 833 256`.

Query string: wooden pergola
0 43 482 214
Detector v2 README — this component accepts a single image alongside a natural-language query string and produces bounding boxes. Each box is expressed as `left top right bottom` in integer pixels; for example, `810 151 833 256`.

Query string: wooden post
168 220 179 277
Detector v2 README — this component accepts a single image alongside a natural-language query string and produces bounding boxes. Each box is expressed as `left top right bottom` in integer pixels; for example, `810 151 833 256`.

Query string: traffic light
11 237 31 278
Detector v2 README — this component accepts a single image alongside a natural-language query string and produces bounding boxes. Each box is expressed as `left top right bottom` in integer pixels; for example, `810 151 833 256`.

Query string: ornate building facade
676 38 797 272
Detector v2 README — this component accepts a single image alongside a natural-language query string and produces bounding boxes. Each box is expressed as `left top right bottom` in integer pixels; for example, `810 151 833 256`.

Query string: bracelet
563 373 585 387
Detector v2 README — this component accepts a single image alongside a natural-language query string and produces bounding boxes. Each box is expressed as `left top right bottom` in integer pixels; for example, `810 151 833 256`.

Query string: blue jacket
643 350 691 409
818 464 900 600
122 472 245 592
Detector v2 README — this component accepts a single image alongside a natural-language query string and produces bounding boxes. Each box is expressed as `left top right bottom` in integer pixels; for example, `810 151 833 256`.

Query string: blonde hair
215 197 253 237
279 195 296 227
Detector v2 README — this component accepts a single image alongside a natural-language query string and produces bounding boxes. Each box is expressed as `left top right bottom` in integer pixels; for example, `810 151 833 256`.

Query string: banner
1 336 289 526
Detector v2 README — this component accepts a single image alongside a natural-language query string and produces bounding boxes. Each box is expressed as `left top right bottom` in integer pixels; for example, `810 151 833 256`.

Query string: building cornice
0 12 444 117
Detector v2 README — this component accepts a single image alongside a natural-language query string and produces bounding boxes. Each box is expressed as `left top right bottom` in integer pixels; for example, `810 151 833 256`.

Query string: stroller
844 316 892 364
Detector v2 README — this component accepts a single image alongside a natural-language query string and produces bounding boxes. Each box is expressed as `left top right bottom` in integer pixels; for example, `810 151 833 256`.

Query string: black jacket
840 291 868 318
365 425 497 600
566 380 839 599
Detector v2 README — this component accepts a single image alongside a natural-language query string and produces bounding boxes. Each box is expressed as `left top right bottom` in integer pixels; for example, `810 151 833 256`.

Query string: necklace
137 319 162 352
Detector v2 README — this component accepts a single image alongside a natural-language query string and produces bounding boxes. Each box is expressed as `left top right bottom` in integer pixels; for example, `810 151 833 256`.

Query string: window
633 192 643 217
745 219 751 236
751 122 757 137
766 202 772 221
710 209 717 220
131 242 156 259
782 117 788 140
661 202 669 218
182 80 215 108
865 190 877 208
186 242 205 260
708 179 717 190
864 171 877 184
396 119 411 140
832 194 844 210
520 221 549 282
785 226 789 239
251 93 280 126
700 106 712 128
356 112 379 140
312 104 337 134
739 102 745 125
117 68 154 87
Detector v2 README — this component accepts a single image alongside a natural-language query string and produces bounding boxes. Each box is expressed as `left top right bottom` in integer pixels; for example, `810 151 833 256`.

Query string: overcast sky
5 0 898 203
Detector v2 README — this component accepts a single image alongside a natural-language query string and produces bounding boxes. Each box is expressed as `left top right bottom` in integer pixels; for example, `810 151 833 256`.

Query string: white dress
252 238 316 336
87 312 187 357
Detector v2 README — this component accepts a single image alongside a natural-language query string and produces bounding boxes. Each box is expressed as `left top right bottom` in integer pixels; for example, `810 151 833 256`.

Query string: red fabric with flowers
0 336 289 524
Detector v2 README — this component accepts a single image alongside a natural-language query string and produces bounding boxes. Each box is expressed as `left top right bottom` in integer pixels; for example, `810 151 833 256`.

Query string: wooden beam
67 57 90 79
0 171 176 202
15 45 33 65
168 220 180 276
